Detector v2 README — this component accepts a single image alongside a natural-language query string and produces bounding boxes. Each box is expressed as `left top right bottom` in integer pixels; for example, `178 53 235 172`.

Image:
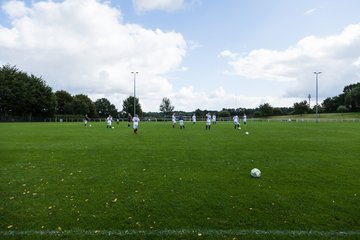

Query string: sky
1 0 360 112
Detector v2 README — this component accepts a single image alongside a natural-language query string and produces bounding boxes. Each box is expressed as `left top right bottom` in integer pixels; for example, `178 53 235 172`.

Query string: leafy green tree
344 86 360 111
73 94 96 117
122 96 142 116
293 100 310 114
322 95 345 113
55 90 73 114
24 75 56 120
0 65 55 120
218 110 230 118
258 103 273 116
194 109 203 117
272 108 284 116
343 82 360 93
336 105 349 113
321 82 360 113
69 98 89 115
159 97 174 115
95 98 118 117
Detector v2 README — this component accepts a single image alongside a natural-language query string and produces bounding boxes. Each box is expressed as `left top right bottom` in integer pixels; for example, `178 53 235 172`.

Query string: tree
70 94 96 116
343 82 360 94
322 95 345 113
220 108 236 116
336 105 349 113
122 96 143 116
95 98 118 117
321 82 360 113
159 97 174 115
69 98 89 115
0 65 56 120
218 110 230 118
75 94 96 116
194 109 203 117
292 100 310 115
55 90 73 114
272 108 284 116
344 86 360 111
258 103 273 116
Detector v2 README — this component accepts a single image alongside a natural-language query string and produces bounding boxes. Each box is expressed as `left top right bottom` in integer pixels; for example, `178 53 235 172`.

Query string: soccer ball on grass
250 168 261 178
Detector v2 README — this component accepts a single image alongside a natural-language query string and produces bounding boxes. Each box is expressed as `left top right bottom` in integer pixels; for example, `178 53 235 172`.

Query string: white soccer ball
250 168 261 178
89 125 92 127
112 126 115 129
245 131 249 135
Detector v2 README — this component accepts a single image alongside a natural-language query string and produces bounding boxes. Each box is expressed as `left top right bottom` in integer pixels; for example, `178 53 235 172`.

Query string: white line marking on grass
1 229 360 237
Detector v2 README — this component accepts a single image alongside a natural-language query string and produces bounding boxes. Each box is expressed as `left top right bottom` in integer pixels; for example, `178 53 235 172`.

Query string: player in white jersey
243 114 247 125
192 114 196 124
212 114 216 124
84 114 89 127
132 114 140 134
172 113 176 128
106 115 113 128
205 113 211 130
233 115 240 129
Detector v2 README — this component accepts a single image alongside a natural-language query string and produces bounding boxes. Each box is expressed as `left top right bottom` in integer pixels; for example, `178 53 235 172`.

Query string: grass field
0 121 360 239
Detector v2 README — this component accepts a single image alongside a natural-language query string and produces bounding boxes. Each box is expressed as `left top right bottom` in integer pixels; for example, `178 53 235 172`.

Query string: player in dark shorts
84 114 90 127
127 113 132 127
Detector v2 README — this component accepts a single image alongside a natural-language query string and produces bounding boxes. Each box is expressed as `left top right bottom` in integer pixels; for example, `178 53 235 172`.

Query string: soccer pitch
0 121 359 240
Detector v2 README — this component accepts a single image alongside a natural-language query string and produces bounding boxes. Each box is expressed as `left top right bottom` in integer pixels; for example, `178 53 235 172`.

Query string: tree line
1 65 359 121
0 65 142 121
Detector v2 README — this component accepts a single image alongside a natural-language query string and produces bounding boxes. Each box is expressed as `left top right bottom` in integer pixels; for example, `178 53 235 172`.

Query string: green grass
0 121 360 239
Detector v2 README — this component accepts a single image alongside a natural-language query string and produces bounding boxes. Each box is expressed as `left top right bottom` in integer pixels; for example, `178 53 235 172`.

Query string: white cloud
353 57 360 67
0 0 187 111
188 40 202 50
172 86 226 110
2 0 29 18
219 50 238 60
169 86 297 111
132 0 201 13
304 8 316 15
221 24 360 99
133 0 185 12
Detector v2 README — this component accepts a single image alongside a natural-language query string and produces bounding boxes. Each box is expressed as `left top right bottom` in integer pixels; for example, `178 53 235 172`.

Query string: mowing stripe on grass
1 229 360 237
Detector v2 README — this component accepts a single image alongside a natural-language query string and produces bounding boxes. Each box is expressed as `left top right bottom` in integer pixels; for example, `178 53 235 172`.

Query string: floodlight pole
131 71 138 117
308 94 311 108
314 72 321 123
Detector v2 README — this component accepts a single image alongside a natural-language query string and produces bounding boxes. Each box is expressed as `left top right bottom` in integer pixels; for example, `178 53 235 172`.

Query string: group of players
84 113 140 134
172 113 246 130
84 113 247 134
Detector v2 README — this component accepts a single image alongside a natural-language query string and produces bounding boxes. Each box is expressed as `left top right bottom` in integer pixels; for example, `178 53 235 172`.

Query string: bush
336 105 349 113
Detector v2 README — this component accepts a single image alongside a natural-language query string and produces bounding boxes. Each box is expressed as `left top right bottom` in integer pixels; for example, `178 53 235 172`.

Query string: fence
1 116 359 123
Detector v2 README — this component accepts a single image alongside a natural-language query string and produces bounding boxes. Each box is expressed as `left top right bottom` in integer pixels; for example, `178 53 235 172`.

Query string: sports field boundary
1 229 360 237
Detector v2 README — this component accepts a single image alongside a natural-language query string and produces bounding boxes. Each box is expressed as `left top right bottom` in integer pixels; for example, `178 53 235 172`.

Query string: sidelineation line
1 229 360 237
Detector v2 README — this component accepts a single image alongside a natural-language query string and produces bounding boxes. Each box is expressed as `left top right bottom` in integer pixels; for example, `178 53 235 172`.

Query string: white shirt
133 117 139 128
206 114 211 123
233 115 239 123
192 115 196 122
133 117 140 123
106 117 112 125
